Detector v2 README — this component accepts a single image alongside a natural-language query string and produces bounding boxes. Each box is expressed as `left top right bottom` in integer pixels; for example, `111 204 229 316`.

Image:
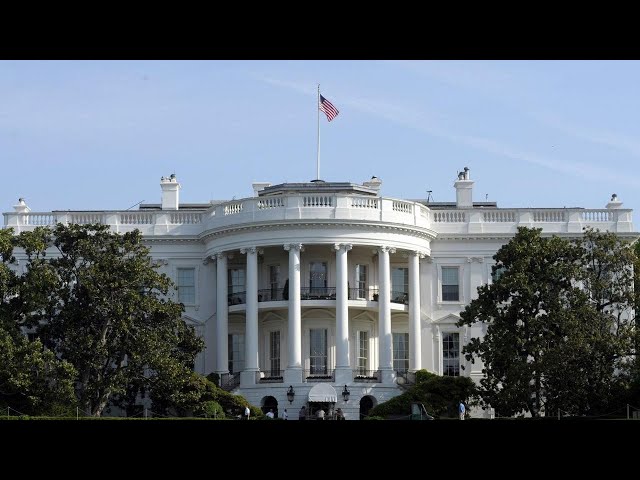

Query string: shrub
369 369 477 419
197 400 225 418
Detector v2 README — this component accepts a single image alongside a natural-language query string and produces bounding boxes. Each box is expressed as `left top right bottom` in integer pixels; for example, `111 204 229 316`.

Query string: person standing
283 408 288 420
266 409 275 419
458 401 466 420
317 408 325 421
245 405 250 420
298 405 306 420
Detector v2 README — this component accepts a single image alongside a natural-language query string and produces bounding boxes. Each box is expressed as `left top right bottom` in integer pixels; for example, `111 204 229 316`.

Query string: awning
308 383 337 403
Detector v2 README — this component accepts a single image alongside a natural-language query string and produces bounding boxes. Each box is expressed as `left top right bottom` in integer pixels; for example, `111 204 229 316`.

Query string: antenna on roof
126 200 145 211
426 190 433 203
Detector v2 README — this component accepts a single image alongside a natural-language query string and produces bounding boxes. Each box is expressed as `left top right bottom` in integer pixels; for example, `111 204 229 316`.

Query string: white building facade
4 170 636 419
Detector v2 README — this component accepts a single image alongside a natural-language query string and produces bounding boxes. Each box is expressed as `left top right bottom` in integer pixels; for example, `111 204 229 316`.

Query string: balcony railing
258 288 286 302
304 369 335 382
353 369 381 383
395 370 416 385
348 287 379 301
234 287 386 304
219 372 240 391
391 290 409 305
6 200 633 237
258 370 284 383
228 291 246 306
300 287 336 300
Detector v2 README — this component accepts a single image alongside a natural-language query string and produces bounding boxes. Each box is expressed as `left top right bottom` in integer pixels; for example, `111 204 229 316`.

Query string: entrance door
360 396 374 420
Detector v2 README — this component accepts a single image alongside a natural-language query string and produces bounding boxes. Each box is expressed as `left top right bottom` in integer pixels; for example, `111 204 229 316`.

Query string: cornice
435 231 640 241
199 220 438 242
142 236 202 245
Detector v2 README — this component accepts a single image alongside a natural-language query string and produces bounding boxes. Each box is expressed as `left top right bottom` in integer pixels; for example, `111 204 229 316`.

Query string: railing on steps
219 372 240 391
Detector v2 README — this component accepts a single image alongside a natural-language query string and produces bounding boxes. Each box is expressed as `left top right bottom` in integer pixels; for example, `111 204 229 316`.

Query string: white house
4 169 636 419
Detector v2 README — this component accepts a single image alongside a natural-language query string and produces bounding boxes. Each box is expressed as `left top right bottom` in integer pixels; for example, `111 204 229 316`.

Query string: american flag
319 94 339 122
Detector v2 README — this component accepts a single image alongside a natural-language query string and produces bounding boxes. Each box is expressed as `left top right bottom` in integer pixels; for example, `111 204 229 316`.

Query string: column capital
405 250 427 259
333 243 353 252
284 243 304 252
214 252 232 261
376 246 396 255
240 247 261 255
202 256 211 265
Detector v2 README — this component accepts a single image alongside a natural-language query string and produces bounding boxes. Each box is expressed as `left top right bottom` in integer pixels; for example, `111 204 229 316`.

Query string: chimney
606 193 623 209
252 182 271 197
454 167 473 208
13 197 30 213
363 176 382 193
160 174 181 210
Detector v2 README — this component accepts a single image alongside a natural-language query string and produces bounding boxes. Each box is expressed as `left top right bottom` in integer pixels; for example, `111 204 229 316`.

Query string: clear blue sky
2 60 639 214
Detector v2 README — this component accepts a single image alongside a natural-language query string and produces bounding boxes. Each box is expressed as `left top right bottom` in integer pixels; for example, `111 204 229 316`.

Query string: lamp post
287 385 295 404
342 385 350 402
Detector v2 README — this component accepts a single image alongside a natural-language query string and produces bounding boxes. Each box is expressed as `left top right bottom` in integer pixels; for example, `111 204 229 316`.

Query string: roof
259 181 378 197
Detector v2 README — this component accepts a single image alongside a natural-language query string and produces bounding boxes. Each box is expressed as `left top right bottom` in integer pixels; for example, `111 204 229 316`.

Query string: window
355 264 368 299
492 265 506 282
391 267 408 302
177 268 195 304
357 331 369 374
443 332 460 376
228 334 245 374
309 262 328 296
442 266 460 301
392 333 409 373
269 331 281 377
228 268 246 304
309 328 328 375
269 265 280 300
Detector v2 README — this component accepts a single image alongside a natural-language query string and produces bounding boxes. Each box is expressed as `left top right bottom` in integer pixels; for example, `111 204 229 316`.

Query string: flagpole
316 84 320 181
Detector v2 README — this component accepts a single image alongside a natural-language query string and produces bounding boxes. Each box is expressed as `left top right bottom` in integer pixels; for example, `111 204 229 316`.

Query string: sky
1 60 640 216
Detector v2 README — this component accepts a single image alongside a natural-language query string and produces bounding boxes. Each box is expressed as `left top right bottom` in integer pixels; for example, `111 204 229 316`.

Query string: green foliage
459 227 638 417
13 223 204 416
197 400 225 418
0 229 77 416
369 370 476 419
149 372 263 418
0 329 77 415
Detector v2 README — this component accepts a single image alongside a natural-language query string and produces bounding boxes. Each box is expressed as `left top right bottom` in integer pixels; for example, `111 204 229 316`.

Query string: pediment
432 313 462 324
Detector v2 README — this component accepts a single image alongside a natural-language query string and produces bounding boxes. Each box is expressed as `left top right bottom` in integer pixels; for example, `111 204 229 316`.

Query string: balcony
5 200 633 236
257 370 284 383
4 194 431 234
304 369 335 382
353 369 381 383
230 287 383 306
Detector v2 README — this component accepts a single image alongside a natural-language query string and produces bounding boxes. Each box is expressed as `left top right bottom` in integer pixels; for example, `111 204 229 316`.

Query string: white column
434 326 442 375
334 243 352 384
284 243 303 384
241 247 259 385
203 256 216 374
377 246 395 383
408 251 424 372
215 253 229 374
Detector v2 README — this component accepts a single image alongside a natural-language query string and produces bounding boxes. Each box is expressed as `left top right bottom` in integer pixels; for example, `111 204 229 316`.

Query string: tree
17 223 204 416
458 227 585 417
459 227 638 417
571 227 639 413
0 228 77 415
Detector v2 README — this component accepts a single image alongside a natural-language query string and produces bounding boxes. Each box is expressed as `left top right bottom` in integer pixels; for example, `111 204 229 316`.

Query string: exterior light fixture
342 385 350 402
286 385 295 404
